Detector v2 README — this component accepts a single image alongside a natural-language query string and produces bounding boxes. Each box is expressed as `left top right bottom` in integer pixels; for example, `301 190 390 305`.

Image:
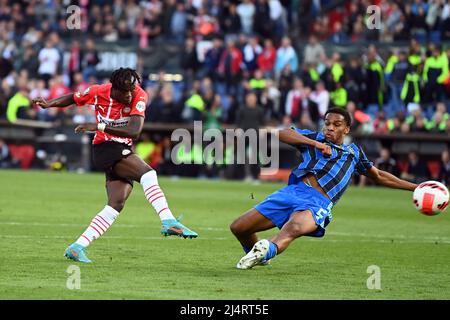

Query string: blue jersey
288 128 373 204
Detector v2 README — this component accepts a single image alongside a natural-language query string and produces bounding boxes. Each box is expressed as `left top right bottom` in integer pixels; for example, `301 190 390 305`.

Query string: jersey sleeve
130 89 148 117
355 146 374 174
73 85 98 106
291 127 319 140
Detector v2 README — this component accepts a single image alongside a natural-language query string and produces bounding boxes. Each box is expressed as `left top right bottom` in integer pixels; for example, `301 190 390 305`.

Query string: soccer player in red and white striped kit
32 68 198 263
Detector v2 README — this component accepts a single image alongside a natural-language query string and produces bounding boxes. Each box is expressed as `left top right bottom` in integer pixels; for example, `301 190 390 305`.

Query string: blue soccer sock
263 240 278 260
242 245 250 254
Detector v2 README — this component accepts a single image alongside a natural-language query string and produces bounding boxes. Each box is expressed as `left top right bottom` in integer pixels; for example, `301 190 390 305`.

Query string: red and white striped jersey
73 83 148 146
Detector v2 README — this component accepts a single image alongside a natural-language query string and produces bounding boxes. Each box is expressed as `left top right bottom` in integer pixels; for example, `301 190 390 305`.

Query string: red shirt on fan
73 83 148 146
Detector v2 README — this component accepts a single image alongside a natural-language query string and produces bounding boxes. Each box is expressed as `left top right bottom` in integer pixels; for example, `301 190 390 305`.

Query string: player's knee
108 200 126 212
230 219 246 236
285 222 314 238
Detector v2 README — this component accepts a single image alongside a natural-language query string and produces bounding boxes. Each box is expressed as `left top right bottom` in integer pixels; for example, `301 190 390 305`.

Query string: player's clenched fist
314 141 332 157
75 123 98 133
32 97 49 109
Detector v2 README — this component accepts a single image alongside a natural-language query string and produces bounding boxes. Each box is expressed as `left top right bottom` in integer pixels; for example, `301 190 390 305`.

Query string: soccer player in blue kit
230 108 418 269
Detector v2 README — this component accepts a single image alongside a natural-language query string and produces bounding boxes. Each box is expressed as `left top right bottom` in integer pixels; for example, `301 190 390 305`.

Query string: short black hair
110 67 141 90
324 108 352 127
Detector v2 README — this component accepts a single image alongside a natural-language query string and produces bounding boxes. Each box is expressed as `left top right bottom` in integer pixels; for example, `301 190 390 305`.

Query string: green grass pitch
0 169 449 299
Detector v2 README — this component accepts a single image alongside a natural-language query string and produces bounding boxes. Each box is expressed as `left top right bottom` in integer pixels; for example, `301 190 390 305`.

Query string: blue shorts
254 182 333 237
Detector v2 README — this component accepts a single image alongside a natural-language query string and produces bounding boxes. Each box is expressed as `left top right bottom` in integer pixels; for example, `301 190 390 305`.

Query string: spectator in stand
67 40 82 87
284 77 305 124
182 80 205 122
18 42 39 80
299 86 321 130
81 39 100 82
385 50 409 114
329 21 350 44
344 56 364 106
425 102 450 132
180 37 199 88
170 1 187 43
200 36 223 79
309 81 329 118
220 3 241 36
403 151 430 183
274 36 298 77
346 101 369 133
375 148 399 176
303 35 326 66
29 79 49 121
404 103 427 132
268 0 284 41
38 39 60 87
373 110 390 134
217 39 243 96
439 149 450 186
262 78 281 121
248 69 266 100
193 6 218 40
242 35 262 75
149 84 178 123
423 44 449 103
257 38 276 79
236 92 265 131
6 77 33 122
387 111 407 133
237 0 255 34
253 0 272 39
364 49 385 117
236 92 264 182
71 72 89 93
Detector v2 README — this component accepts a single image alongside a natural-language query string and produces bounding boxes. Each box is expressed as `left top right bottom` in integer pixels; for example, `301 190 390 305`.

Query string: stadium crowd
1 0 450 182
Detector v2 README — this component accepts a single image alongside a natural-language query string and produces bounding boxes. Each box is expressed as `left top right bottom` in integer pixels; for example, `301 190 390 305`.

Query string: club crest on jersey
136 101 145 112
122 149 131 156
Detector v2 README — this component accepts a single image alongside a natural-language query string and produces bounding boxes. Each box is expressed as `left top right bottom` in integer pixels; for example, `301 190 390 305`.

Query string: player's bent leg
230 208 275 252
106 179 133 212
113 154 198 238
270 210 318 254
236 210 317 269
64 180 132 263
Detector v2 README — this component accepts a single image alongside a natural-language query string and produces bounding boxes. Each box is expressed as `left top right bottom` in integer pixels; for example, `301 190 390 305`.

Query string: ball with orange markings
413 181 450 216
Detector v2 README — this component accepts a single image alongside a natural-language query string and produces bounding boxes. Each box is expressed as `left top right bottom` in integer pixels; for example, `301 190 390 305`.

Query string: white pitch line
0 234 449 244
1 221 450 243
0 234 228 241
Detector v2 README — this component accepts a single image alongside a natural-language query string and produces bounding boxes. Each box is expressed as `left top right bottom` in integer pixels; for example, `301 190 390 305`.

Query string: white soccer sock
75 205 119 247
140 170 175 221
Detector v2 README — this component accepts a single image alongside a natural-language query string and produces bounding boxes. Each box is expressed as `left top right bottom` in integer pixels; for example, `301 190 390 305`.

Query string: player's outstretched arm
278 128 332 157
365 166 418 191
32 94 75 109
75 115 144 140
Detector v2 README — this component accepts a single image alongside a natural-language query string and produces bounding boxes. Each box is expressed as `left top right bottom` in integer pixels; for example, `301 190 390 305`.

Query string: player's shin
75 205 119 247
140 170 175 221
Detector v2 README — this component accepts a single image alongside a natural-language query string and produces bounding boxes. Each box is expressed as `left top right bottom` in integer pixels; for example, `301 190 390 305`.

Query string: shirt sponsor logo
136 101 146 112
97 114 130 127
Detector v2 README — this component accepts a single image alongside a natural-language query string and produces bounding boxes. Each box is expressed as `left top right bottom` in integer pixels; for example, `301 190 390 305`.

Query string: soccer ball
413 181 450 216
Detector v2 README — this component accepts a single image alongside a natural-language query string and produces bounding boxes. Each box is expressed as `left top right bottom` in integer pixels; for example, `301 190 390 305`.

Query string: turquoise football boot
64 243 92 263
161 217 198 239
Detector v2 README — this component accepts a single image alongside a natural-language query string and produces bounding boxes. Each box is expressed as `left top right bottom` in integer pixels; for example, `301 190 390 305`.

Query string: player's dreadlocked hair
110 68 141 90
